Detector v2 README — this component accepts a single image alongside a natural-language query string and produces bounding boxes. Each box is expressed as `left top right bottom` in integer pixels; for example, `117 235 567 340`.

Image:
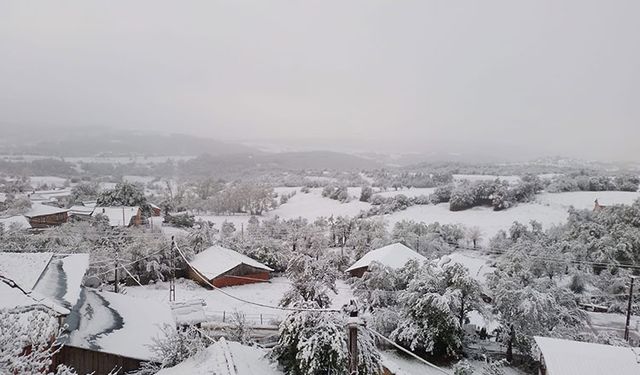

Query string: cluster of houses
2 230 639 374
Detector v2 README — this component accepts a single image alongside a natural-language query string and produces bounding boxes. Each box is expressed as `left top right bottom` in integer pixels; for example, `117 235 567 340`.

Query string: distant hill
0 129 258 157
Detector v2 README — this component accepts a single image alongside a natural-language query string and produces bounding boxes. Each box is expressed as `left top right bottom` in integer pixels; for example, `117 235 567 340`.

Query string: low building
61 289 175 375
91 206 142 227
68 205 95 220
534 336 640 375
346 242 427 277
187 245 273 288
24 204 69 228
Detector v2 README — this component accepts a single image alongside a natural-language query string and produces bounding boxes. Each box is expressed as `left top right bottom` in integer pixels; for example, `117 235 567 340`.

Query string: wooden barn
24 204 69 228
187 245 273 288
346 242 427 277
61 289 175 375
150 203 162 217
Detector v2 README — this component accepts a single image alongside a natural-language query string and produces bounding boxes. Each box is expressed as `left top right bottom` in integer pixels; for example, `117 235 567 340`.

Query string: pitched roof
346 243 427 272
156 338 283 375
69 205 95 216
534 336 640 375
66 289 175 361
190 245 273 280
24 204 69 218
0 252 89 315
33 253 90 309
92 206 140 226
0 252 54 291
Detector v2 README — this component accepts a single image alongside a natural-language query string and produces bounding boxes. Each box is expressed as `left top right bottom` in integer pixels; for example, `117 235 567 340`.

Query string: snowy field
126 277 354 325
536 191 640 210
453 174 521 184
195 188 640 245
30 176 68 188
386 202 568 243
374 187 436 198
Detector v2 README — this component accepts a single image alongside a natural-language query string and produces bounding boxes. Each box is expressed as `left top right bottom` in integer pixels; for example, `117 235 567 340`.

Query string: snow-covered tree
0 309 61 374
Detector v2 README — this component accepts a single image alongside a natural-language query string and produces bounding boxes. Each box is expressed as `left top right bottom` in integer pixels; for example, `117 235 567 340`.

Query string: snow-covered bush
453 360 475 375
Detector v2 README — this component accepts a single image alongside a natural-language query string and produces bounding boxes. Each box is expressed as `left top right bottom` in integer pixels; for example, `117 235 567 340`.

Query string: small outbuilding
187 245 273 288
91 206 142 227
346 242 427 277
24 204 69 228
534 336 640 375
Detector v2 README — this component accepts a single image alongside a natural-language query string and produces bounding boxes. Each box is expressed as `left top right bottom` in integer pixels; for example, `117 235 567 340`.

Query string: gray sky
1 1 639 160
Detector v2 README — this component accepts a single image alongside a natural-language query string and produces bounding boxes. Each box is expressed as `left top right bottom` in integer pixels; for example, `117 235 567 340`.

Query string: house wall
28 212 68 228
54 345 143 375
348 266 368 278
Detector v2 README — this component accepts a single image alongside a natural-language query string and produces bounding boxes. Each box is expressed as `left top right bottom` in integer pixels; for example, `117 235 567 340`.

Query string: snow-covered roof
156 337 283 375
33 254 90 309
190 245 273 280
171 299 207 326
534 336 640 375
69 205 95 216
0 252 54 291
346 243 427 273
23 204 69 218
0 280 70 315
91 206 140 227
66 289 175 361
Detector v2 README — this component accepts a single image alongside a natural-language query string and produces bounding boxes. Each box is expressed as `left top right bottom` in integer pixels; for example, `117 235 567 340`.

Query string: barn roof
190 245 273 280
0 252 54 291
156 337 283 375
534 336 640 375
66 289 175 361
69 205 95 216
23 203 69 218
92 206 140 227
0 252 89 315
346 243 427 273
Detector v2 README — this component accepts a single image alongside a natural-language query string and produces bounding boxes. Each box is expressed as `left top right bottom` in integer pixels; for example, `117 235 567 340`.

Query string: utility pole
114 244 119 293
347 300 359 375
169 236 176 302
624 276 635 341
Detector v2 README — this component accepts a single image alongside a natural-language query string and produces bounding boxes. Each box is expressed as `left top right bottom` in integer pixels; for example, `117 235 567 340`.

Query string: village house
60 289 175 375
534 336 640 375
346 242 427 277
150 203 162 217
187 245 273 288
24 204 69 228
91 206 142 227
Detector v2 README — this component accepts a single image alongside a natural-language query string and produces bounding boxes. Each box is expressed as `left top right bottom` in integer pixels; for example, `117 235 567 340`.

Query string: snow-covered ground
438 251 496 284
380 351 527 375
29 176 68 188
453 174 521 184
537 191 640 210
386 201 568 243
375 187 436 198
126 277 354 325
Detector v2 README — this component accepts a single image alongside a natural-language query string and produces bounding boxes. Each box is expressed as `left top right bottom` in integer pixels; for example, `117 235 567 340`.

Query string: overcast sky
1 1 639 160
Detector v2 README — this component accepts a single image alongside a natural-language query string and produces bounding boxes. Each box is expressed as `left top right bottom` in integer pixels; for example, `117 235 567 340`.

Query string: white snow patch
0 252 53 290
